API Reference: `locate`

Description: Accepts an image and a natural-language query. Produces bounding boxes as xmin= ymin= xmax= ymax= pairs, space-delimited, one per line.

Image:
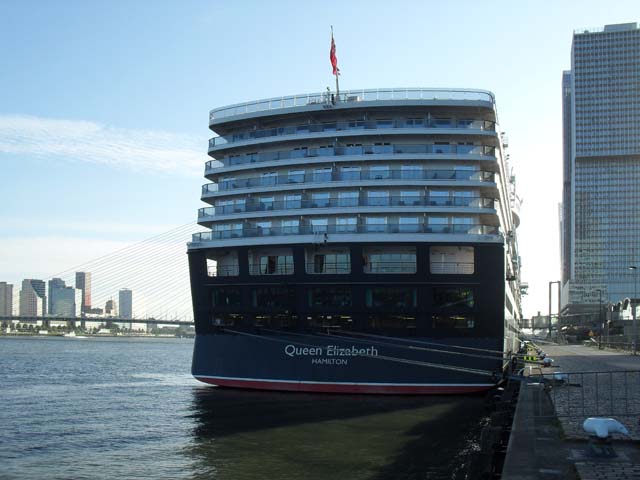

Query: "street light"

xmin=629 ymin=265 xmax=638 ymax=355
xmin=548 ymin=281 xmax=561 ymax=339
xmin=596 ymin=289 xmax=603 ymax=350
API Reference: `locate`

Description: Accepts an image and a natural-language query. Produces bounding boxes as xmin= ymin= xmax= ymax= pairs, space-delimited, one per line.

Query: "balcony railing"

xmin=249 ymin=263 xmax=295 ymax=276
xmin=305 ymin=262 xmax=351 ymax=274
xmin=207 ymin=265 xmax=240 ymax=277
xmin=364 ymin=262 xmax=417 ymax=274
xmin=208 ymin=118 xmax=496 ymax=148
xmin=191 ymin=224 xmax=499 ymax=242
xmin=429 ymin=262 xmax=475 ymax=274
xmin=204 ymin=261 xmax=476 ymax=276
xmin=202 ymin=170 xmax=496 ymax=195
xmin=198 ymin=196 xmax=496 ymax=218
xmin=209 ymin=88 xmax=495 ymax=121
xmin=206 ymin=144 xmax=496 ymax=169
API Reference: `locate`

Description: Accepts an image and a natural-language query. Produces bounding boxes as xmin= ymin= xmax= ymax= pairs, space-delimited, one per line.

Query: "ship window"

xmin=252 ymin=255 xmax=294 ymax=275
xmin=288 ymin=170 xmax=305 ymax=183
xmin=367 ymin=191 xmax=389 ymax=206
xmin=313 ymin=167 xmax=332 ymax=182
xmin=212 ymin=288 xmax=242 ymax=307
xmin=365 ymin=288 xmax=417 ymax=308
xmin=254 ymin=314 xmax=297 ymax=329
xmin=281 ymin=219 xmax=299 ymax=234
xmin=433 ymin=118 xmax=452 ymax=127
xmin=260 ymin=172 xmax=277 ymax=186
xmin=284 ymin=194 xmax=301 ymax=208
xmin=252 ymin=287 xmax=295 ymax=309
xmin=432 ymin=314 xmax=475 ymax=329
xmin=336 ymin=217 xmax=357 ymax=233
xmin=338 ymin=191 xmax=359 ymax=207
xmin=430 ymin=246 xmax=475 ymax=274
xmin=364 ymin=251 xmax=416 ymax=273
xmin=255 ymin=221 xmax=272 ymax=236
xmin=311 ymin=192 xmax=330 ymax=207
xmin=428 ymin=191 xmax=450 ymax=206
xmin=399 ymin=217 xmax=420 ymax=233
xmin=341 ymin=166 xmax=361 ymax=181
xmin=365 ymin=217 xmax=387 ymax=233
xmin=211 ymin=314 xmax=242 ymax=327
xmin=400 ymin=191 xmax=421 ymax=206
xmin=308 ymin=287 xmax=352 ymax=307
xmin=259 ymin=197 xmax=275 ymax=210
xmin=310 ymin=218 xmax=328 ymax=233
xmin=401 ymin=165 xmax=422 ymax=179
xmin=405 ymin=118 xmax=424 ymax=127
xmin=370 ymin=165 xmax=390 ymax=179
xmin=308 ymin=314 xmax=353 ymax=329
xmin=367 ymin=314 xmax=417 ymax=329
xmin=308 ymin=253 xmax=350 ymax=274
xmin=433 ymin=287 xmax=474 ymax=309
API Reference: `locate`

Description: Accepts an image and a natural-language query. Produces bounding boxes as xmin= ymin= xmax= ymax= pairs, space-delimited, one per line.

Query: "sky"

xmin=1 ymin=0 xmax=638 ymax=319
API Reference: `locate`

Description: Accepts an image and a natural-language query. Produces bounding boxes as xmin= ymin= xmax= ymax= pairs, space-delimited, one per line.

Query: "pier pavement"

xmin=502 ymin=344 xmax=640 ymax=480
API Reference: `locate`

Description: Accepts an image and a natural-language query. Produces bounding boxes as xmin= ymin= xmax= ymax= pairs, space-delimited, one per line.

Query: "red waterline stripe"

xmin=194 ymin=376 xmax=493 ymax=394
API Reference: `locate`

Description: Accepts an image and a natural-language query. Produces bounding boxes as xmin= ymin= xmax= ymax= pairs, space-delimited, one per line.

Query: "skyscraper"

xmin=0 ymin=282 xmax=13 ymax=316
xmin=75 ymin=272 xmax=92 ymax=314
xmin=561 ymin=23 xmax=640 ymax=319
xmin=48 ymin=278 xmax=77 ymax=317
xmin=19 ymin=279 xmax=46 ymax=317
xmin=119 ymin=289 xmax=132 ymax=319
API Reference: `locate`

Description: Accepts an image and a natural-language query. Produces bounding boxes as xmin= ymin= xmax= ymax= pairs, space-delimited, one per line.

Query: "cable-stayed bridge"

xmin=9 ymin=222 xmax=203 ymax=325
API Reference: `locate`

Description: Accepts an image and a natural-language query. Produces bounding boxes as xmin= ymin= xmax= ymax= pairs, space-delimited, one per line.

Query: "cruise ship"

xmin=188 ymin=88 xmax=523 ymax=394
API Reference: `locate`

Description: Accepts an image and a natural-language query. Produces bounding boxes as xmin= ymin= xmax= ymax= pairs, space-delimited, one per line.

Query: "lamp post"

xmin=548 ymin=280 xmax=561 ymax=339
xmin=629 ymin=266 xmax=638 ymax=355
xmin=596 ymin=289 xmax=603 ymax=349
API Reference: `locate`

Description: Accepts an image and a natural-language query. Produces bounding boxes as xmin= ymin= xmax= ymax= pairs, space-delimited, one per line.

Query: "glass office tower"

xmin=561 ymin=23 xmax=640 ymax=321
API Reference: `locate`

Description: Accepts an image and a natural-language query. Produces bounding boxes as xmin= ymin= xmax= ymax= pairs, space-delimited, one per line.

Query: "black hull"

xmin=191 ymin=332 xmax=503 ymax=394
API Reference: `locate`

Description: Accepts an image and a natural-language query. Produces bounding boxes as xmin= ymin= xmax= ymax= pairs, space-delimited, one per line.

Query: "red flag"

xmin=330 ymin=34 xmax=340 ymax=76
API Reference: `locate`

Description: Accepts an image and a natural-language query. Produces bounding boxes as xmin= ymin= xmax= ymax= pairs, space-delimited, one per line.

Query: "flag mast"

xmin=330 ymin=26 xmax=340 ymax=100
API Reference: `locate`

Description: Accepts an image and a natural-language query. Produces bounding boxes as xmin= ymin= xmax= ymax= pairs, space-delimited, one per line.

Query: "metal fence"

xmin=539 ymin=370 xmax=640 ymax=418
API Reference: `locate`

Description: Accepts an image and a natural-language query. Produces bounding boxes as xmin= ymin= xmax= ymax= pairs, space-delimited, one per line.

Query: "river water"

xmin=0 ymin=336 xmax=488 ymax=480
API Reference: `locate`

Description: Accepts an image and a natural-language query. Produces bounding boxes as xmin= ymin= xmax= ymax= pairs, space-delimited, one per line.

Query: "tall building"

xmin=119 ymin=289 xmax=132 ymax=319
xmin=75 ymin=272 xmax=92 ymax=314
xmin=0 ymin=282 xmax=13 ymax=316
xmin=105 ymin=299 xmax=117 ymax=317
xmin=48 ymin=278 xmax=77 ymax=317
xmin=19 ymin=279 xmax=46 ymax=317
xmin=561 ymin=23 xmax=640 ymax=321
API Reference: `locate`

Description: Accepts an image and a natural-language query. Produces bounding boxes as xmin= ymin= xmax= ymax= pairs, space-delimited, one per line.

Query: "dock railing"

xmin=534 ymin=370 xmax=640 ymax=419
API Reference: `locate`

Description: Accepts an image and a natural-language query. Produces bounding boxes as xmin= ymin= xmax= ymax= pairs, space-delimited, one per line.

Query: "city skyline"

xmin=1 ymin=1 xmax=639 ymax=318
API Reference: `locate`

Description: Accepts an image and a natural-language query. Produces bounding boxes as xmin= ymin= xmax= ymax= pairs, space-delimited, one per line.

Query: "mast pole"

xmin=331 ymin=25 xmax=340 ymax=100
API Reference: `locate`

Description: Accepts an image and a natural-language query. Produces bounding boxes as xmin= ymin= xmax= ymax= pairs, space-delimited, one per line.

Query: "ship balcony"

xmin=208 ymin=121 xmax=497 ymax=153
xmin=197 ymin=196 xmax=497 ymax=224
xmin=190 ymin=223 xmax=500 ymax=244
xmin=201 ymin=170 xmax=497 ymax=199
xmin=206 ymin=144 xmax=497 ymax=173
xmin=209 ymin=88 xmax=495 ymax=126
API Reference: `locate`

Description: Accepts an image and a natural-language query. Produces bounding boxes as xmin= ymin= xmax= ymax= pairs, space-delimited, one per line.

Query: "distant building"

xmin=19 ymin=279 xmax=46 ymax=317
xmin=561 ymin=23 xmax=640 ymax=323
xmin=0 ymin=282 xmax=13 ymax=316
xmin=48 ymin=278 xmax=76 ymax=317
xmin=119 ymin=289 xmax=132 ymax=319
xmin=105 ymin=299 xmax=117 ymax=317
xmin=75 ymin=272 xmax=92 ymax=314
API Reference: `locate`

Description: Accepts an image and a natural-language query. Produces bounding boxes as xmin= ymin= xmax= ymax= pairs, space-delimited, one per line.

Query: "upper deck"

xmin=209 ymin=88 xmax=496 ymax=129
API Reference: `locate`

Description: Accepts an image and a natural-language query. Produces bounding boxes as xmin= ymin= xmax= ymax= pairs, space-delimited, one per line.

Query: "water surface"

xmin=0 ymin=336 xmax=486 ymax=479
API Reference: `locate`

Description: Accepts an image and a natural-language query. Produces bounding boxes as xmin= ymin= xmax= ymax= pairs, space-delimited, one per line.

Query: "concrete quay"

xmin=502 ymin=344 xmax=640 ymax=480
